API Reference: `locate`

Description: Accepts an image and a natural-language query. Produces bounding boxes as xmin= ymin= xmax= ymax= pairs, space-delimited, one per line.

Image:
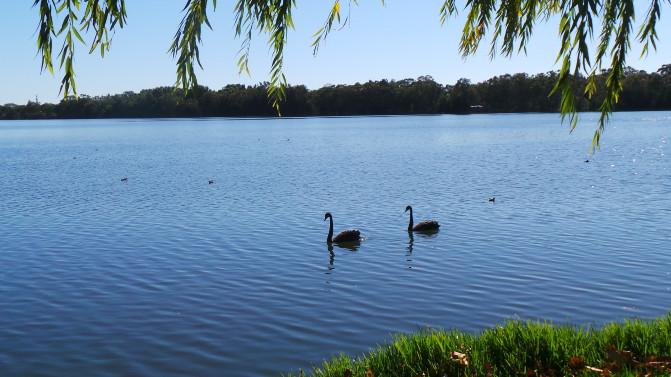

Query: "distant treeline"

xmin=2 ymin=65 xmax=670 ymax=120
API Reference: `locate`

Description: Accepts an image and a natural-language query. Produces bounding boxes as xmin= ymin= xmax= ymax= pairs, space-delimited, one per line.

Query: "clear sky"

xmin=1 ymin=1 xmax=669 ymax=104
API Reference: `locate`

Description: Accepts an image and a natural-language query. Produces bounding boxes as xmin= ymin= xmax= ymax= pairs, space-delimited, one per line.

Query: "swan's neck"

xmin=327 ymin=216 xmax=334 ymax=243
xmin=408 ymin=209 xmax=414 ymax=231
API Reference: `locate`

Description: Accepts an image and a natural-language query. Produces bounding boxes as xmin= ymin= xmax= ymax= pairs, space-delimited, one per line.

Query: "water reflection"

xmin=412 ymin=228 xmax=440 ymax=238
xmin=327 ymin=241 xmax=361 ymax=252
xmin=407 ymin=232 xmax=414 ymax=256
xmin=406 ymin=232 xmax=414 ymax=268
xmin=406 ymin=229 xmax=440 ymax=268
xmin=325 ymin=241 xmax=359 ymax=274
xmin=326 ymin=249 xmax=335 ymax=273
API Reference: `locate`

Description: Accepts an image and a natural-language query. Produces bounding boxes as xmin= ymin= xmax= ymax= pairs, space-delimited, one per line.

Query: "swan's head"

xmin=404 ymin=205 xmax=412 ymax=213
xmin=324 ymin=212 xmax=332 ymax=221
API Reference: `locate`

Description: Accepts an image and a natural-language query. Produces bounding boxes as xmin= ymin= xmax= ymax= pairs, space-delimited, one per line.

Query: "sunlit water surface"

xmin=0 ymin=113 xmax=670 ymax=376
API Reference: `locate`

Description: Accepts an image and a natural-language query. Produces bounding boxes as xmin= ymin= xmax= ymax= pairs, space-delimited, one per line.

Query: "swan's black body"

xmin=405 ymin=205 xmax=440 ymax=232
xmin=324 ymin=212 xmax=361 ymax=244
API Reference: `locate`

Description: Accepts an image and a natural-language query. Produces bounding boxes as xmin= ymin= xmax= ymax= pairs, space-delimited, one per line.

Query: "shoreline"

xmin=289 ymin=313 xmax=671 ymax=376
xmin=2 ymin=109 xmax=671 ymax=123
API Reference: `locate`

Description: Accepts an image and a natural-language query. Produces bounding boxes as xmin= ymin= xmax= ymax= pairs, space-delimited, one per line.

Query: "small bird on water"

xmin=208 ymin=180 xmax=215 ymax=185
xmin=121 ymin=177 xmax=128 ymax=182
xmin=488 ymin=197 xmax=495 ymax=203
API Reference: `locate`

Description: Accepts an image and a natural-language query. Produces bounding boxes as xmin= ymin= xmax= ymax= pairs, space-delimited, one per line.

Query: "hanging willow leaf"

xmin=169 ymin=0 xmax=216 ymax=91
xmin=33 ymin=0 xmax=127 ymax=97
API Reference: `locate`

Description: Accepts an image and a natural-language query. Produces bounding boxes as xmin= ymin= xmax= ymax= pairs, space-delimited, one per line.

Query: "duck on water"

xmin=405 ymin=205 xmax=440 ymax=232
xmin=324 ymin=212 xmax=361 ymax=244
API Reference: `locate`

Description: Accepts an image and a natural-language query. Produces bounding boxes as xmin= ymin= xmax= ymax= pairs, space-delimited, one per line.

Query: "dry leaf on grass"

xmin=568 ymin=356 xmax=586 ymax=371
xmin=585 ymin=366 xmax=603 ymax=373
xmin=450 ymin=351 xmax=469 ymax=366
xmin=606 ymin=347 xmax=637 ymax=367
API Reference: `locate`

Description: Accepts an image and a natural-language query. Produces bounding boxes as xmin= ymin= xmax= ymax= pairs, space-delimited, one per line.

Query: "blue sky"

xmin=0 ymin=0 xmax=669 ymax=104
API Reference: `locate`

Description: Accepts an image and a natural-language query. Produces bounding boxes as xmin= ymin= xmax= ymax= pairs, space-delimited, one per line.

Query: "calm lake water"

xmin=0 ymin=113 xmax=670 ymax=376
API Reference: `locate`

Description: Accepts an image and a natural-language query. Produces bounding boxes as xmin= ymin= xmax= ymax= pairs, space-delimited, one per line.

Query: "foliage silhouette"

xmin=3 ymin=68 xmax=670 ymax=120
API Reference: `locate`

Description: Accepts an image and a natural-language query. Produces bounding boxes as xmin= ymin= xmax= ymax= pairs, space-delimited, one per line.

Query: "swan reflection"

xmin=325 ymin=242 xmax=359 ymax=275
xmin=327 ymin=248 xmax=335 ymax=272
xmin=327 ymin=241 xmax=360 ymax=252
xmin=413 ymin=228 xmax=440 ymax=238
xmin=407 ymin=231 xmax=414 ymax=256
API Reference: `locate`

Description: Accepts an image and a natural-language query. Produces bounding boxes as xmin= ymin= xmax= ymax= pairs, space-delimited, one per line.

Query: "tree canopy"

xmin=4 ymin=68 xmax=670 ymax=120
xmin=31 ymin=0 xmax=669 ymax=150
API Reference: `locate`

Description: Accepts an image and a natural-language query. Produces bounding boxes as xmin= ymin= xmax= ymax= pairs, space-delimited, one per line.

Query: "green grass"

xmin=288 ymin=313 xmax=671 ymax=377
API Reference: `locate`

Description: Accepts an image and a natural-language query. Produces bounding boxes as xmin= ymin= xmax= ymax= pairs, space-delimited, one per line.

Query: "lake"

xmin=0 ymin=113 xmax=669 ymax=376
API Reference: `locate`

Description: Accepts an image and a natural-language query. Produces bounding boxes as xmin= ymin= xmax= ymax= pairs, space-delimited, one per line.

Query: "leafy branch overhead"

xmin=33 ymin=0 xmax=669 ymax=149
xmin=34 ymin=0 xmax=127 ymax=97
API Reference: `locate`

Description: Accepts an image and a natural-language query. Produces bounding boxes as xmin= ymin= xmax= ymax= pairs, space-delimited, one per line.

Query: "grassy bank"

xmin=290 ymin=313 xmax=671 ymax=377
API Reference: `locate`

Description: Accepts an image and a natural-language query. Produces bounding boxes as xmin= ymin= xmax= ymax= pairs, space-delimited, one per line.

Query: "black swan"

xmin=324 ymin=212 xmax=361 ymax=243
xmin=405 ymin=205 xmax=440 ymax=232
